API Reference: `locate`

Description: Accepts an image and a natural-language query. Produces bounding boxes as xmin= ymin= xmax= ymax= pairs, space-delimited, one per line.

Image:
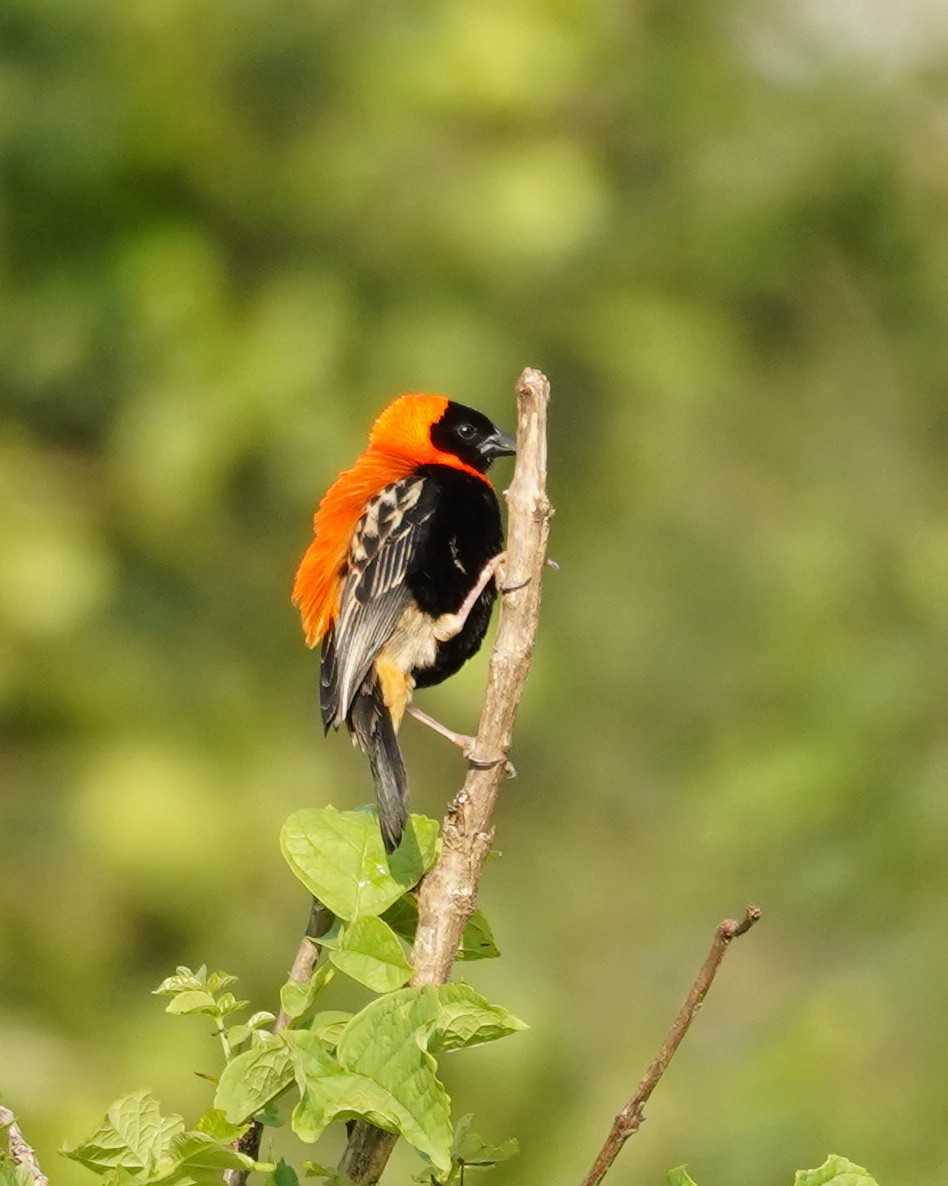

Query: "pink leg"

xmin=433 ymin=552 xmax=507 ymax=643
xmin=407 ymin=704 xmax=477 ymax=753
xmin=407 ymin=704 xmax=517 ymax=776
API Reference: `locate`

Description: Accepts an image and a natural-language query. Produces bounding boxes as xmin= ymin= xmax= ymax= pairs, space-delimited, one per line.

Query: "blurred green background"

xmin=3 ymin=0 xmax=948 ymax=1182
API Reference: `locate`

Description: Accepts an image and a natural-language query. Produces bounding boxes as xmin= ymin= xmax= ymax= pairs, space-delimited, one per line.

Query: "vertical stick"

xmin=338 ymin=368 xmax=553 ymax=1181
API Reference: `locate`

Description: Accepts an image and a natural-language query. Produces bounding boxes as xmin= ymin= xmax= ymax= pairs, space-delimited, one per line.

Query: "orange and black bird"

xmin=292 ymin=395 xmax=516 ymax=852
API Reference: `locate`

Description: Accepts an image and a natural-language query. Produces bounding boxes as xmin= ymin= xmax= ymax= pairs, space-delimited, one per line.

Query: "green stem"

xmin=215 ymin=1018 xmax=233 ymax=1061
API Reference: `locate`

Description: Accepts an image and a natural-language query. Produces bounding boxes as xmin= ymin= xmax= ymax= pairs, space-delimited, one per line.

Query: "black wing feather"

xmin=319 ymin=475 xmax=435 ymax=729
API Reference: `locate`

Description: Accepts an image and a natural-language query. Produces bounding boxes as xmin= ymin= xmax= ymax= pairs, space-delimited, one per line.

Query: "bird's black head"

xmin=429 ymin=401 xmax=516 ymax=474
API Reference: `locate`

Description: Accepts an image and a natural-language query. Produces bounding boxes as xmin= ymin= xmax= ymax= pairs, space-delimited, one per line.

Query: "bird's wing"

xmin=320 ymin=474 xmax=436 ymax=729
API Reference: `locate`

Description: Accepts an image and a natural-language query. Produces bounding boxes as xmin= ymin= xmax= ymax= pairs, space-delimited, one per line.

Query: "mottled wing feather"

xmin=320 ymin=475 xmax=434 ymax=729
xmin=319 ymin=589 xmax=406 ymax=730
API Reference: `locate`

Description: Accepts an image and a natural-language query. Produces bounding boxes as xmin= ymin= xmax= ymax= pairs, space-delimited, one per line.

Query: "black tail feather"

xmin=348 ymin=673 xmax=408 ymax=853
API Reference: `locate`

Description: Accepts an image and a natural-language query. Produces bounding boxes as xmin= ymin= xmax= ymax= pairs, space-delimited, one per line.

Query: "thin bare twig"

xmin=272 ymin=898 xmax=333 ymax=1033
xmin=1 ymin=1104 xmax=50 ymax=1186
xmin=224 ymin=898 xmax=332 ymax=1186
xmin=578 ymin=905 xmax=762 ymax=1186
xmin=338 ymin=367 xmax=554 ymax=1182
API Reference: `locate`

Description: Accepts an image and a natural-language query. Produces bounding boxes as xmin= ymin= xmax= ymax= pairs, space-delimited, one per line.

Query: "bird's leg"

xmin=433 ymin=551 xmax=508 ymax=643
xmin=406 ymin=704 xmax=477 ymax=754
xmin=417 ymin=551 xmax=520 ymax=774
xmin=406 ymin=705 xmax=517 ymax=775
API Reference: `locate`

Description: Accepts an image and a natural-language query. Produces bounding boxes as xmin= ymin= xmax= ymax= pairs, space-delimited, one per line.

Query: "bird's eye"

xmin=456 ymin=423 xmax=476 ymax=440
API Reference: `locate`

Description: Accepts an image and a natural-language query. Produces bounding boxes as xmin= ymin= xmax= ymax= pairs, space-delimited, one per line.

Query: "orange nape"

xmin=292 ymin=393 xmax=493 ymax=647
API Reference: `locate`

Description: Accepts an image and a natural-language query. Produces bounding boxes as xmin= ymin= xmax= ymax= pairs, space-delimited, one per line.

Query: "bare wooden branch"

xmin=1 ymin=1103 xmax=49 ymax=1186
xmin=338 ymin=367 xmax=553 ymax=1181
xmin=337 ymin=1126 xmax=397 ymax=1184
xmin=578 ymin=905 xmax=762 ymax=1186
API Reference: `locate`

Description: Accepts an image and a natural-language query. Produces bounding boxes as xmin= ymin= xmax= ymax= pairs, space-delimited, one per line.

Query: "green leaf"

xmin=281 ymin=808 xmax=439 ymax=921
xmin=226 ymin=1024 xmax=252 ymax=1048
xmin=452 ymin=1114 xmax=519 ymax=1167
xmin=337 ymin=989 xmax=451 ymax=1171
xmin=163 ymin=991 xmax=220 ymax=1017
xmin=154 ymin=967 xmax=208 ymax=996
xmin=153 ymin=967 xmax=240 ymax=1001
xmin=268 ymin=1160 xmax=301 ymax=1186
xmin=458 ymin=1138 xmax=519 ymax=1168
xmin=68 ymin=1122 xmax=274 ymax=1186
xmin=229 ymin=1010 xmax=278 ymax=1049
xmin=280 ymin=962 xmax=334 ymax=1021
xmin=457 ymin=909 xmax=500 ymax=961
xmin=382 ymin=898 xmax=500 ymax=961
xmin=668 ymin=1168 xmax=699 ymax=1186
xmin=287 ymin=1032 xmax=390 ymax=1137
xmin=303 ymin=1163 xmax=356 ymax=1185
xmin=97 ymin=1172 xmax=141 ymax=1186
xmin=288 ymin=1038 xmax=413 ymax=1162
xmin=215 ymin=992 xmax=250 ymax=1019
xmin=207 ymin=971 xmax=239 ymax=994
xmin=311 ymin=919 xmax=344 ymax=951
xmin=0 ymin=1161 xmax=32 ymax=1186
xmin=61 ymin=1104 xmax=273 ymax=1184
xmin=381 ymin=895 xmax=418 ymax=942
xmin=328 ymin=917 xmax=413 ymax=992
xmin=214 ymin=1041 xmax=295 ymax=1124
xmin=249 ymin=1011 xmax=278 ymax=1029
xmin=192 ymin=1111 xmax=245 ymax=1143
xmin=63 ymin=1091 xmax=185 ymax=1174
xmin=794 ymin=1156 xmax=879 ymax=1186
xmin=308 ymin=1011 xmax=354 ymax=1050
xmin=255 ymin=1101 xmax=284 ymax=1128
xmin=431 ymin=984 xmax=527 ymax=1053
xmin=163 ymin=1129 xmax=265 ymax=1176
xmin=287 ymin=988 xmax=452 ymax=1175
xmin=450 ymin=1114 xmax=474 ymax=1149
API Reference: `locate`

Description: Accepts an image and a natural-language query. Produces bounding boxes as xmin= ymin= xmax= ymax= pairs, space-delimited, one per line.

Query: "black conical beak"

xmin=477 ymin=427 xmax=517 ymax=463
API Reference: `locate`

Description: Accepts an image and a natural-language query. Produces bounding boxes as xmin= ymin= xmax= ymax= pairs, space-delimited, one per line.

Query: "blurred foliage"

xmin=2 ymin=0 xmax=948 ymax=1183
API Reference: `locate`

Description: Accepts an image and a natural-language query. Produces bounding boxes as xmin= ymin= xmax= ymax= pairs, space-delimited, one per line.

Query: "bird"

xmin=292 ymin=394 xmax=516 ymax=852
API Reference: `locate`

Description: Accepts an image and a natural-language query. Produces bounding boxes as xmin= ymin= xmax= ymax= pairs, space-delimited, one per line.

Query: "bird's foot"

xmin=467 ymin=748 xmax=518 ymax=778
xmin=493 ymin=550 xmax=535 ymax=595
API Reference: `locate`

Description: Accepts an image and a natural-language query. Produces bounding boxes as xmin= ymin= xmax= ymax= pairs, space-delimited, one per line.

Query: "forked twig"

xmin=578 ymin=906 xmax=762 ymax=1186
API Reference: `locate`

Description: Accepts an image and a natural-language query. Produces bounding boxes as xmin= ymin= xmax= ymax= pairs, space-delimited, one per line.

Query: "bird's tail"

xmin=348 ymin=672 xmax=408 ymax=854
